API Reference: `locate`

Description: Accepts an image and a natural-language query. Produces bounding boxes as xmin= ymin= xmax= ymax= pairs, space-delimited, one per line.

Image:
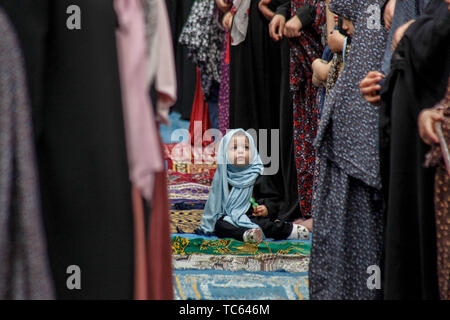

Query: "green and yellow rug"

xmin=171 ymin=236 xmax=311 ymax=256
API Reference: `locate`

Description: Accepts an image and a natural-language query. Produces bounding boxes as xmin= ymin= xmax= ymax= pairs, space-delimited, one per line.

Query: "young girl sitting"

xmin=195 ymin=129 xmax=310 ymax=243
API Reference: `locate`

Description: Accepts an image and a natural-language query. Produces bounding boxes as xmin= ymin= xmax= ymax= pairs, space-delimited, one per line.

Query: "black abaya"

xmin=277 ymin=37 xmax=303 ymax=222
xmin=380 ymin=0 xmax=450 ymax=299
xmin=1 ymin=0 xmax=135 ymax=299
xmin=229 ymin=0 xmax=282 ymax=133
xmin=229 ymin=0 xmax=301 ymax=222
xmin=273 ymin=0 xmax=303 ymax=222
xmin=166 ymin=0 xmax=196 ymax=120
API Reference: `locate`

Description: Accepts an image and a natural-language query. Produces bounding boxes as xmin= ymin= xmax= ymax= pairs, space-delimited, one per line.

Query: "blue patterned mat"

xmin=174 ymin=269 xmax=309 ymax=300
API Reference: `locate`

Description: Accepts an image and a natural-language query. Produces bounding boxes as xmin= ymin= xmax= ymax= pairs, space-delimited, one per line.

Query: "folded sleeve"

xmin=275 ymin=0 xmax=290 ymax=19
xmin=296 ymin=4 xmax=316 ymax=28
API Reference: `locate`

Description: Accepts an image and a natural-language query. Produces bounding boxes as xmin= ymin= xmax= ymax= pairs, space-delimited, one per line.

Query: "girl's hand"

xmin=418 ymin=108 xmax=444 ymax=145
xmin=222 ymin=11 xmax=233 ymax=31
xmin=253 ymin=205 xmax=268 ymax=217
xmin=258 ymin=0 xmax=275 ymax=21
xmin=216 ymin=0 xmax=231 ymax=13
xmin=269 ymin=14 xmax=286 ymax=41
xmin=283 ymin=15 xmax=302 ymax=38
xmin=328 ymin=29 xmax=346 ymax=53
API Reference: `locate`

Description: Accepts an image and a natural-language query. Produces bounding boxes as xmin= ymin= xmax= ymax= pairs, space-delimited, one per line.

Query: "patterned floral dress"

xmin=217 ymin=0 xmax=233 ymax=135
xmin=309 ymin=0 xmax=388 ymax=300
xmin=424 ymin=79 xmax=450 ymax=300
xmin=179 ymin=0 xmax=224 ymax=99
xmin=289 ymin=0 xmax=326 ymax=218
xmin=433 ymin=90 xmax=450 ymax=301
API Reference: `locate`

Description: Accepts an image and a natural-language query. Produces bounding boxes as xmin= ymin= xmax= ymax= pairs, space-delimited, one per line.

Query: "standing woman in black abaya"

xmin=228 ymin=0 xmax=285 ymax=135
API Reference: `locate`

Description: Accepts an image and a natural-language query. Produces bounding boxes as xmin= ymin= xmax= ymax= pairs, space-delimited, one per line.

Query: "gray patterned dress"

xmin=0 ymin=8 xmax=54 ymax=299
xmin=309 ymin=0 xmax=388 ymax=300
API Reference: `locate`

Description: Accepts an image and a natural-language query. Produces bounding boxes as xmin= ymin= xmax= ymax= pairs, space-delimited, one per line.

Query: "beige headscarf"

xmin=230 ymin=0 xmax=251 ymax=45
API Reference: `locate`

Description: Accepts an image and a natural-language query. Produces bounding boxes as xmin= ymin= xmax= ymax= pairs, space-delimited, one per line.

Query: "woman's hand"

xmin=258 ymin=0 xmax=275 ymax=21
xmin=269 ymin=14 xmax=286 ymax=41
xmin=359 ymin=71 xmax=385 ymax=105
xmin=392 ymin=19 xmax=415 ymax=51
xmin=253 ymin=205 xmax=269 ymax=217
xmin=216 ymin=0 xmax=231 ymax=13
xmin=222 ymin=11 xmax=233 ymax=31
xmin=283 ymin=15 xmax=302 ymax=38
xmin=384 ymin=0 xmax=396 ymax=30
xmin=418 ymin=108 xmax=444 ymax=145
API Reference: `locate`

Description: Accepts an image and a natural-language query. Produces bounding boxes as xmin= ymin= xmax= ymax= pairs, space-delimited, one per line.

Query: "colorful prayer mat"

xmin=171 ymin=236 xmax=311 ymax=256
xmin=168 ymin=183 xmax=210 ymax=201
xmin=171 ymin=162 xmax=217 ymax=176
xmin=168 ymin=175 xmax=209 ymax=233
xmin=170 ymin=210 xmax=204 ymax=234
xmin=164 ymin=143 xmax=217 ymax=170
xmin=173 ymin=253 xmax=309 ymax=273
xmin=173 ymin=270 xmax=309 ymax=300
xmin=170 ymin=200 xmax=206 ymax=210
xmin=167 ymin=168 xmax=215 ymax=186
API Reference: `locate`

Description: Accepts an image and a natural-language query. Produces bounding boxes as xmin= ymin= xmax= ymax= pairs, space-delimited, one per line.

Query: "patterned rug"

xmin=164 ymin=143 xmax=217 ymax=169
xmin=167 ymin=167 xmax=216 ymax=186
xmin=168 ymin=182 xmax=209 ymax=233
xmin=174 ymin=270 xmax=309 ymax=300
xmin=170 ymin=210 xmax=204 ymax=234
xmin=171 ymin=236 xmax=311 ymax=256
xmin=173 ymin=253 xmax=309 ymax=273
xmin=168 ymin=183 xmax=210 ymax=201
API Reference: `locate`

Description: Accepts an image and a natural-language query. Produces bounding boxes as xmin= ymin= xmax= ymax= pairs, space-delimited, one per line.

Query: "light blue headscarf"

xmin=196 ymin=129 xmax=264 ymax=236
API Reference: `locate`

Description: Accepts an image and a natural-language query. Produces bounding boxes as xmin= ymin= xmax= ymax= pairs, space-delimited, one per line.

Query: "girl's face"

xmin=227 ymin=134 xmax=251 ymax=167
xmin=341 ymin=18 xmax=354 ymax=37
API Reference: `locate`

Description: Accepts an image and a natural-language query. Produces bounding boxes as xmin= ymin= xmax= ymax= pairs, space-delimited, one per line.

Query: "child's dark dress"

xmin=214 ymin=175 xmax=293 ymax=241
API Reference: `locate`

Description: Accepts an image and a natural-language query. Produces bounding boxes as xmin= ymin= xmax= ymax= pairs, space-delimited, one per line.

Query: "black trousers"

xmin=215 ymin=216 xmax=293 ymax=241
